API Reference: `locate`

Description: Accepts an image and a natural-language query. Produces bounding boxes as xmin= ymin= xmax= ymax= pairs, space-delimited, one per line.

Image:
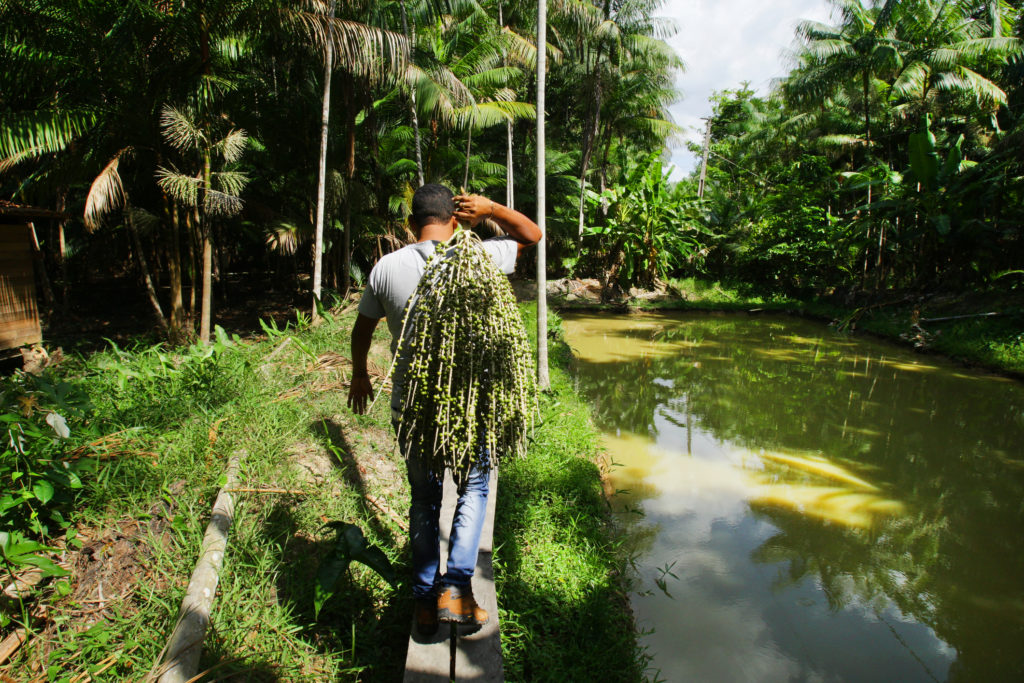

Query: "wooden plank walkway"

xmin=403 ymin=468 xmax=503 ymax=682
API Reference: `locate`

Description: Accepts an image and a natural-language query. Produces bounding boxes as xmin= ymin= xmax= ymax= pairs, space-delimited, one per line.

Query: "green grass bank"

xmin=0 ymin=304 xmax=643 ymax=681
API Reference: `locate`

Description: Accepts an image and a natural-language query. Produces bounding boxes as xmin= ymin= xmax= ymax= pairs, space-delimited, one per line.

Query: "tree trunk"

xmin=506 ymin=121 xmax=515 ymax=209
xmin=576 ymin=68 xmax=602 ymax=242
xmin=313 ymin=0 xmax=335 ymax=321
xmin=536 ymin=0 xmax=549 ymax=390
xmin=462 ymin=122 xmax=473 ymax=190
xmin=200 ymin=150 xmax=213 ymax=344
xmin=55 ymin=188 xmax=69 ymax=309
xmin=166 ymin=196 xmax=186 ymax=342
xmin=576 ymin=1 xmax=611 ymax=241
xmin=125 ymin=204 xmax=169 ymax=333
xmin=188 ymin=207 xmax=198 ymax=320
xmin=400 ymin=0 xmax=425 ymax=186
xmin=342 ymin=81 xmax=357 ymax=296
xmin=27 ymin=222 xmax=55 ymax=309
xmin=500 ymin=2 xmax=514 ymax=209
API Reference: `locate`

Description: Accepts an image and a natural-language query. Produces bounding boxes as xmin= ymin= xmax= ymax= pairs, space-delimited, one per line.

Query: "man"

xmin=348 ymin=183 xmax=541 ymax=636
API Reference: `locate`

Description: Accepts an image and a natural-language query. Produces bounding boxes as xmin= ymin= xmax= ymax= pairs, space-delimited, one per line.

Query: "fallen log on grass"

xmin=0 ymin=627 xmax=27 ymax=666
xmin=152 ymin=450 xmax=244 ymax=683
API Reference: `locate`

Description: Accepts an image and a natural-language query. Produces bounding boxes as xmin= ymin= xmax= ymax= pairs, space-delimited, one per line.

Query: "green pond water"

xmin=562 ymin=312 xmax=1024 ymax=683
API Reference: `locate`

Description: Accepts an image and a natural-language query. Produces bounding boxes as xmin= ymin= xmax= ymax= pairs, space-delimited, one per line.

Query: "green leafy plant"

xmin=585 ymin=153 xmax=705 ymax=289
xmin=91 ymin=325 xmax=246 ymax=426
xmin=314 ymin=522 xmax=396 ymax=618
xmin=0 ymin=373 xmax=94 ymax=538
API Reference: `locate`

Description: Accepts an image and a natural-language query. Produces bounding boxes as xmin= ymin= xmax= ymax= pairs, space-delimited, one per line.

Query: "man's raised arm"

xmin=453 ymin=194 xmax=542 ymax=254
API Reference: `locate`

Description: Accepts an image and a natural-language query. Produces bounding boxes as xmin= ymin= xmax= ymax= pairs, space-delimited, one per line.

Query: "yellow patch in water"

xmin=752 ymin=349 xmax=803 ymax=362
xmin=876 ymin=358 xmax=939 ymax=373
xmin=757 ymin=450 xmax=879 ymax=490
xmin=750 ymin=484 xmax=905 ymax=528
xmin=563 ymin=315 xmax=703 ymax=363
xmin=598 ymin=430 xmax=904 ymax=529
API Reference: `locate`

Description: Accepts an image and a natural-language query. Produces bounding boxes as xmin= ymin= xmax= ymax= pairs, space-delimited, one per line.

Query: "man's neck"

xmin=417 ymin=220 xmax=455 ymax=243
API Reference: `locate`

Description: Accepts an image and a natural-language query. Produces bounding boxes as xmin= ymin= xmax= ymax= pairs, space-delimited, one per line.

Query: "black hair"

xmin=411 ymin=183 xmax=454 ymax=228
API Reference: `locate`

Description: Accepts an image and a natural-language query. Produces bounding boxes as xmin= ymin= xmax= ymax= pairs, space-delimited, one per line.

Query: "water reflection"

xmin=564 ymin=312 xmax=1024 ymax=682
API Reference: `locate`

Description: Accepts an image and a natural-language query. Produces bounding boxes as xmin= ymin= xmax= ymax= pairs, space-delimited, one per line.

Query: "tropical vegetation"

xmin=693 ymin=0 xmax=1024 ymax=299
xmin=1 ymin=0 xmax=683 ymax=340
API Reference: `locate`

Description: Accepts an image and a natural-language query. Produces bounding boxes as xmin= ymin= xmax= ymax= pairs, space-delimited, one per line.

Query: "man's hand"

xmin=453 ymin=194 xmax=541 ymax=254
xmin=454 ymin=194 xmax=494 ymax=227
xmin=348 ymin=375 xmax=374 ymax=415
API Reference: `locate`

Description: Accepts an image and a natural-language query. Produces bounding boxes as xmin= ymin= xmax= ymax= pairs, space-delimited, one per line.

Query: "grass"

xmin=2 ymin=302 xmax=644 ymax=681
xmin=495 ymin=306 xmax=646 ymax=681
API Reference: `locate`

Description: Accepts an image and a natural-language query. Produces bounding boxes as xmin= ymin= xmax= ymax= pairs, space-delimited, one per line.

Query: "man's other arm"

xmin=348 ymin=313 xmax=380 ymax=415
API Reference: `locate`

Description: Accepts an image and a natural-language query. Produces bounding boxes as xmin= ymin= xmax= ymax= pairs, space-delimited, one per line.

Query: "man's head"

xmin=410 ymin=184 xmax=455 ymax=234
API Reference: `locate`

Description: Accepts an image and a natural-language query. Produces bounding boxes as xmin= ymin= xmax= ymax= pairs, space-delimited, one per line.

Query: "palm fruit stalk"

xmin=388 ymin=228 xmax=537 ymax=484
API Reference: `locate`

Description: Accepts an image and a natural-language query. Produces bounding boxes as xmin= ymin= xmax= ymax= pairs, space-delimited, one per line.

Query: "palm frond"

xmin=156 ymin=167 xmax=201 ymax=207
xmin=0 ymin=110 xmax=96 ymax=158
xmin=84 ymin=152 xmax=127 ymax=232
xmin=816 ymin=134 xmax=867 ymax=148
xmin=891 ymin=61 xmax=930 ymax=99
xmin=0 ymin=146 xmax=43 ymax=174
xmin=462 ymin=66 xmax=521 ymax=90
xmin=216 ymin=129 xmax=249 ymax=163
xmin=204 ymin=188 xmax=244 ymax=217
xmin=160 ymin=105 xmax=206 ymax=152
xmin=213 ymin=170 xmax=249 ymax=197
xmin=934 ymin=66 xmax=1007 ymax=105
xmin=265 ymin=221 xmax=306 ymax=256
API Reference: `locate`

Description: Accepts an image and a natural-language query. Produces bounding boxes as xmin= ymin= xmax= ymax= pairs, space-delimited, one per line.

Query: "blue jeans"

xmin=406 ymin=451 xmax=490 ymax=600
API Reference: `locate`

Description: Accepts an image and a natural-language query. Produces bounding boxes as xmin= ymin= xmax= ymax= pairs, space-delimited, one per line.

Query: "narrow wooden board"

xmin=404 ymin=468 xmax=504 ymax=682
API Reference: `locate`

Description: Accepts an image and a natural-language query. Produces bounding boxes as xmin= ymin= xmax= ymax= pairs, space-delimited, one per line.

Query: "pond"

xmin=562 ymin=312 xmax=1024 ymax=682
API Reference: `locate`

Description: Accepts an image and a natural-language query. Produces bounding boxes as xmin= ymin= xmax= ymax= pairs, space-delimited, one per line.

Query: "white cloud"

xmin=657 ymin=0 xmax=835 ymax=179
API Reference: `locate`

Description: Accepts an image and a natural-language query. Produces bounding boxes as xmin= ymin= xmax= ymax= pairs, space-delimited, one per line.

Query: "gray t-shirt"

xmin=357 ymin=236 xmax=518 ymax=412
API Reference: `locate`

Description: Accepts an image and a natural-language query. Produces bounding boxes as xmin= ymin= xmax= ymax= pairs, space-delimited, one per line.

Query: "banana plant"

xmin=906 ymin=113 xmax=975 ymax=236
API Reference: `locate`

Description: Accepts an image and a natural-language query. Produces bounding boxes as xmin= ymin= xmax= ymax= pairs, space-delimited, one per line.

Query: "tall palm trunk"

xmin=55 ymin=188 xmax=69 ymax=308
xmin=168 ymin=199 xmax=186 ymax=341
xmin=576 ymin=46 xmax=605 ymax=241
xmin=506 ymin=120 xmax=515 ymax=209
xmin=200 ymin=149 xmax=213 ymax=344
xmin=313 ymin=0 xmax=335 ymax=320
xmin=499 ymin=2 xmax=513 ymax=208
xmin=462 ymin=122 xmax=473 ymax=189
xmin=400 ymin=0 xmax=425 ymax=185
xmin=536 ymin=0 xmax=549 ymax=390
xmin=161 ymin=186 xmax=186 ymax=342
xmin=342 ymin=79 xmax=357 ymax=296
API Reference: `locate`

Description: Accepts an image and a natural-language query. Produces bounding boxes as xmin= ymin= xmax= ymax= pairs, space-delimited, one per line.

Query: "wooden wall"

xmin=0 ymin=223 xmax=42 ymax=351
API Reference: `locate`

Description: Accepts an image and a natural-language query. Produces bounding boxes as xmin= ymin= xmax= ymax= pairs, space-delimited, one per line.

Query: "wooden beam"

xmin=154 ymin=451 xmax=244 ymax=683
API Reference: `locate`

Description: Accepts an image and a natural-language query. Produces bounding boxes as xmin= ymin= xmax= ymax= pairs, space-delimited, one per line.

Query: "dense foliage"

xmin=1 ymin=0 xmax=682 ymax=338
xmin=694 ymin=0 xmax=1024 ymax=297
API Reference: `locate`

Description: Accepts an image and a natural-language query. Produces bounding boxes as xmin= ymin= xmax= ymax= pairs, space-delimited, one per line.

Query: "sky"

xmin=657 ymin=0 xmax=835 ymax=180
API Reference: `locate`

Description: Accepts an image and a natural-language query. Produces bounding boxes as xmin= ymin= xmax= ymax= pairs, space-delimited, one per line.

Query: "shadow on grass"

xmin=311 ymin=416 xmax=400 ymax=549
xmin=196 ymin=497 xmax=412 ymax=681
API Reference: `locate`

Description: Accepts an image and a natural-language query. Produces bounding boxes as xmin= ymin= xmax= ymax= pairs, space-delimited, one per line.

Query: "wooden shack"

xmin=0 ymin=201 xmax=62 ymax=354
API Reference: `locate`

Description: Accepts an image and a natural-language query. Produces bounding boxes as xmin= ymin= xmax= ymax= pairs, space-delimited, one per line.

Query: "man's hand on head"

xmin=453 ymin=194 xmax=494 ymax=227
xmin=347 ymin=375 xmax=374 ymax=415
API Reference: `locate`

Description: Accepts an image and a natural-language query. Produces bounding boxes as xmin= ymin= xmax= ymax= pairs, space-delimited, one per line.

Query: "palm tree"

xmin=157 ymin=104 xmax=249 ymax=344
xmin=536 ymin=0 xmax=549 ymax=390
